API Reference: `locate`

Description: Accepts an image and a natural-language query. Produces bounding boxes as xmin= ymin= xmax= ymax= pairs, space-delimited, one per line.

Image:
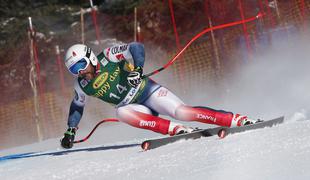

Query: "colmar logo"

xmin=111 ymin=45 xmax=128 ymax=54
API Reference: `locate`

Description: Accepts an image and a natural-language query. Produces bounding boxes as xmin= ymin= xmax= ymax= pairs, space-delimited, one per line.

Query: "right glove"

xmin=60 ymin=127 xmax=76 ymax=149
xmin=127 ymin=67 xmax=143 ymax=88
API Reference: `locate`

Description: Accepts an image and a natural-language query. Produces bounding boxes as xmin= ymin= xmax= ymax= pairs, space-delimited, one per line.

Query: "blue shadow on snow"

xmin=0 ymin=143 xmax=140 ymax=162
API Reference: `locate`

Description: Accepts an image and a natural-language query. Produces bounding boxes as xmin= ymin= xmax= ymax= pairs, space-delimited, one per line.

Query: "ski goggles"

xmin=68 ymin=58 xmax=90 ymax=76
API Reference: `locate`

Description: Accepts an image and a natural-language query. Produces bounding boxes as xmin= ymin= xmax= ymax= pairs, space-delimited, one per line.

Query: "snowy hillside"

xmin=0 ymin=111 xmax=309 ymax=180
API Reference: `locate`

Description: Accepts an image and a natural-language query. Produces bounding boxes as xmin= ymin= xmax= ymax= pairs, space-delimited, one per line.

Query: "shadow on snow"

xmin=0 ymin=143 xmax=140 ymax=162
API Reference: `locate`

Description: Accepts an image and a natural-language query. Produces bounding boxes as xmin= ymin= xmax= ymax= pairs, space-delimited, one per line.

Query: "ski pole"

xmin=74 ymin=118 xmax=119 ymax=143
xmin=142 ymin=12 xmax=264 ymax=78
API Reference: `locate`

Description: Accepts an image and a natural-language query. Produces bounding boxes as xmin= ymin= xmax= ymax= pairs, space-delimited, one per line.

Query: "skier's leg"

xmin=175 ymin=105 xmax=235 ymax=127
xmin=143 ymin=87 xmax=186 ymax=118
xmin=175 ymin=105 xmax=258 ymax=127
xmin=144 ymin=87 xmax=252 ymax=127
xmin=116 ymin=104 xmax=191 ymax=135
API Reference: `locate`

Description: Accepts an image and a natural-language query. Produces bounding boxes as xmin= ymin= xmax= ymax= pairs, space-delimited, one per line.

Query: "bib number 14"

xmin=109 ymin=84 xmax=127 ymax=100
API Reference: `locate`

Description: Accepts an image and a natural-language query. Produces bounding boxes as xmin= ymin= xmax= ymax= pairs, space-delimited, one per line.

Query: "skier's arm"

xmin=127 ymin=42 xmax=145 ymax=87
xmin=67 ymin=97 xmax=84 ymax=128
xmin=128 ymin=42 xmax=145 ymax=68
xmin=67 ymin=80 xmax=87 ymax=128
xmin=61 ymin=80 xmax=87 ymax=149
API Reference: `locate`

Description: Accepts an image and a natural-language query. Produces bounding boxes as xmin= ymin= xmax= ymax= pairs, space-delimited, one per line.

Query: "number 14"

xmin=109 ymin=84 xmax=127 ymax=99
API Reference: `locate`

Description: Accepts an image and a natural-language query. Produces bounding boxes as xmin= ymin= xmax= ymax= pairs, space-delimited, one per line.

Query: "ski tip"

xmin=141 ymin=141 xmax=150 ymax=151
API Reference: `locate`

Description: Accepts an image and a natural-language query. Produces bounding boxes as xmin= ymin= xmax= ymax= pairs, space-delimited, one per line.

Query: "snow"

xmin=0 ymin=113 xmax=310 ymax=180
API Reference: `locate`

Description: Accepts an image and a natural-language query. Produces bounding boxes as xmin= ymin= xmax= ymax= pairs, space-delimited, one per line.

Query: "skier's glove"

xmin=127 ymin=67 xmax=143 ymax=88
xmin=60 ymin=127 xmax=76 ymax=149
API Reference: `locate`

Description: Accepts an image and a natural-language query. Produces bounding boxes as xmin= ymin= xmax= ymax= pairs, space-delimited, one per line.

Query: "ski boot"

xmin=169 ymin=122 xmax=194 ymax=136
xmin=242 ymin=117 xmax=264 ymax=126
xmin=233 ymin=114 xmax=264 ymax=126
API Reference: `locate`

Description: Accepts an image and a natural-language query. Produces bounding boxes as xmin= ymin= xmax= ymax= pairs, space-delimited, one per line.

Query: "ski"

xmin=141 ymin=116 xmax=284 ymax=151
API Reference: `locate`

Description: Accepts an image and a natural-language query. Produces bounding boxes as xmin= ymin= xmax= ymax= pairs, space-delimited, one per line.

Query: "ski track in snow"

xmin=0 ymin=113 xmax=310 ymax=180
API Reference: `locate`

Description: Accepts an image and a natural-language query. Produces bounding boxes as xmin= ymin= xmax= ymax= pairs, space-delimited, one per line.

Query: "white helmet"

xmin=64 ymin=44 xmax=98 ymax=76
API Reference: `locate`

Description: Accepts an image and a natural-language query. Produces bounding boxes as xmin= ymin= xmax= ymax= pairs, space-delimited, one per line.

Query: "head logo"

xmin=93 ymin=72 xmax=109 ymax=89
xmin=72 ymin=51 xmax=76 ymax=56
xmin=139 ymin=120 xmax=156 ymax=128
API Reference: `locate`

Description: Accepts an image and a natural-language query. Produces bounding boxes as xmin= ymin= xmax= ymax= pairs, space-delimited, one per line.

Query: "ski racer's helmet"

xmin=64 ymin=44 xmax=98 ymax=76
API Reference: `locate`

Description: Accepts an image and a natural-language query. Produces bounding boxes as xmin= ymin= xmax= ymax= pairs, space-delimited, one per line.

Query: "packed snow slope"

xmin=0 ymin=112 xmax=309 ymax=180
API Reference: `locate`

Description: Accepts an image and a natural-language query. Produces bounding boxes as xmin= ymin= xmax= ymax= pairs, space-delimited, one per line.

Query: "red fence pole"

xmin=237 ymin=0 xmax=252 ymax=59
xmin=28 ymin=17 xmax=48 ymax=139
xmin=264 ymin=0 xmax=276 ymax=28
xmin=55 ymin=45 xmax=66 ymax=96
xmin=299 ymin=0 xmax=307 ymax=31
xmin=168 ymin=0 xmax=181 ymax=50
xmin=258 ymin=0 xmax=264 ymax=14
xmin=90 ymin=0 xmax=101 ymax=45
xmin=204 ymin=0 xmax=221 ymax=78
xmin=32 ymin=38 xmax=44 ymax=96
xmin=28 ymin=17 xmax=43 ymax=141
xmin=167 ymin=0 xmax=186 ymax=92
xmin=32 ymin=31 xmax=49 ymax=135
xmin=137 ymin=22 xmax=142 ymax=42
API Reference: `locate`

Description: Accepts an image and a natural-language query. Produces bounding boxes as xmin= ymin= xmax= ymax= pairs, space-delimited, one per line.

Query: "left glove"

xmin=60 ymin=127 xmax=76 ymax=149
xmin=127 ymin=67 xmax=143 ymax=88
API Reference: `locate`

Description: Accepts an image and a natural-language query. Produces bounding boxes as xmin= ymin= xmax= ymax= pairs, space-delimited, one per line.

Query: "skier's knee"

xmin=116 ymin=105 xmax=153 ymax=123
xmin=175 ymin=105 xmax=191 ymax=121
xmin=116 ymin=106 xmax=130 ymax=122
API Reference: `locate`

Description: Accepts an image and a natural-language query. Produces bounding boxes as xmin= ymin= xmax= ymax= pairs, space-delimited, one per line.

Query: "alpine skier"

xmin=60 ymin=42 xmax=259 ymax=149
